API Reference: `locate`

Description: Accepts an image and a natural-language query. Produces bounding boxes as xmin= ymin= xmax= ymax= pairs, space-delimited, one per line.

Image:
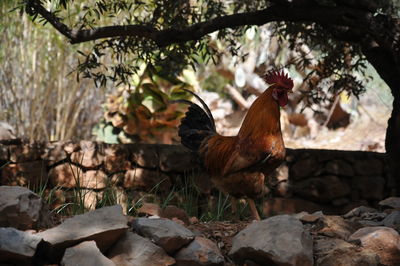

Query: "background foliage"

xmin=0 ymin=0 xmax=395 ymax=143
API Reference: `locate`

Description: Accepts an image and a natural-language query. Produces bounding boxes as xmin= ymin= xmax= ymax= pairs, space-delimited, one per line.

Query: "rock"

xmin=0 ymin=186 xmax=50 ymax=230
xmin=229 ymin=215 xmax=313 ymax=266
xmin=42 ymin=141 xmax=68 ymax=163
xmin=343 ymin=206 xmax=379 ymax=219
xmin=314 ymin=237 xmax=354 ymax=258
xmin=382 ymin=211 xmax=400 ymax=229
xmin=295 ymin=211 xmax=323 ymax=223
xmin=318 ymin=246 xmax=379 ymax=266
xmin=379 ymin=197 xmax=400 ymax=209
xmin=129 ymin=144 xmax=160 ymax=169
xmin=293 ymin=175 xmax=351 ymax=202
xmin=158 ymin=145 xmax=197 ymax=172
xmin=175 ymin=236 xmax=224 ymax=266
xmin=107 ymin=232 xmax=175 ymax=266
xmin=9 ymin=142 xmax=44 ymax=162
xmin=137 ymin=203 xmax=162 ymax=217
xmin=161 ymin=205 xmax=190 ymax=225
xmin=81 ymin=189 xmax=102 ymax=210
xmin=61 ymin=241 xmax=115 ymax=266
xmin=124 ymin=168 xmax=171 ymax=192
xmin=70 ymin=140 xmax=103 ymax=168
xmin=133 ymin=218 xmax=194 ymax=254
xmin=1 ymin=161 xmax=47 ymax=187
xmin=49 ymin=164 xmax=107 ymax=189
xmin=354 ymin=158 xmax=383 ymax=176
xmin=317 ymin=215 xmax=361 ymax=240
xmin=352 ymin=176 xmax=385 ymax=200
xmin=263 ymin=197 xmax=322 ymax=216
xmin=325 ymin=159 xmax=354 ymax=177
xmin=81 ymin=170 xmax=108 ymax=189
xmin=103 ymin=144 xmax=131 ymax=173
xmin=0 ymin=122 xmax=16 ymax=140
xmin=37 ymin=205 xmax=128 ymax=263
xmin=0 ymin=227 xmax=46 ymax=265
xmin=291 ymin=157 xmax=318 ymax=180
xmin=349 ymin=226 xmax=400 ymax=265
xmin=270 ymin=164 xmax=290 ymax=197
xmin=332 ymin=197 xmax=350 ymax=207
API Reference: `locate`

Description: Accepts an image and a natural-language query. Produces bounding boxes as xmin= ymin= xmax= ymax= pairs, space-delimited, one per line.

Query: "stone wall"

xmin=0 ymin=140 xmax=393 ymax=215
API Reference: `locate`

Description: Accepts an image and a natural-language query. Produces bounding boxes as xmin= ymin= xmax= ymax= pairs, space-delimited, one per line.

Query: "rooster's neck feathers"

xmin=238 ymin=87 xmax=281 ymax=138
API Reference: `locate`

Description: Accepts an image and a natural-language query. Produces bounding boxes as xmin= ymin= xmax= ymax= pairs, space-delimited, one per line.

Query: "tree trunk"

xmin=386 ymin=97 xmax=400 ymax=194
xmin=361 ymin=40 xmax=400 ymax=194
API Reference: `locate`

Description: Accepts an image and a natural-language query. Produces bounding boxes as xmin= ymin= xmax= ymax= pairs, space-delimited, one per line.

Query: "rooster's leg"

xmin=247 ymin=198 xmax=261 ymax=221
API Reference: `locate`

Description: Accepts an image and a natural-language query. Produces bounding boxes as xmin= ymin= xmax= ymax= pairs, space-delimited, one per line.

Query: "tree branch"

xmin=29 ymin=0 xmax=372 ymax=47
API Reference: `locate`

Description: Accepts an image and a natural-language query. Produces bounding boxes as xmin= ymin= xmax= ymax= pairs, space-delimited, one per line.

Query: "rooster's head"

xmin=263 ymin=69 xmax=293 ymax=107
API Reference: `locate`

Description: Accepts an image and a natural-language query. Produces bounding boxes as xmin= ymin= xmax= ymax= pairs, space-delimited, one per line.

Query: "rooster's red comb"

xmin=263 ymin=69 xmax=294 ymax=89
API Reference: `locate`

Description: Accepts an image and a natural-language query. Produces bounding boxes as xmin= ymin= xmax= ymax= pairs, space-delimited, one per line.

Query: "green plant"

xmin=94 ymin=65 xmax=194 ymax=144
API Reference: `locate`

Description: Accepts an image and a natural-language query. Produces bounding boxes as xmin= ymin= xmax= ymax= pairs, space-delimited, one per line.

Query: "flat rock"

xmin=317 ymin=215 xmax=360 ymax=240
xmin=175 ymin=236 xmax=224 ymax=266
xmin=382 ymin=211 xmax=400 ymax=229
xmin=318 ymin=246 xmax=379 ymax=266
xmin=349 ymin=226 xmax=400 ymax=265
xmin=0 ymin=227 xmax=46 ymax=264
xmin=229 ymin=215 xmax=313 ymax=266
xmin=379 ymin=197 xmax=400 ymax=209
xmin=343 ymin=206 xmax=379 ymax=219
xmin=295 ymin=211 xmax=323 ymax=223
xmin=61 ymin=241 xmax=115 ymax=266
xmin=314 ymin=237 xmax=354 ymax=258
xmin=107 ymin=232 xmax=175 ymax=266
xmin=133 ymin=218 xmax=194 ymax=254
xmin=37 ymin=205 xmax=128 ymax=263
xmin=0 ymin=186 xmax=50 ymax=230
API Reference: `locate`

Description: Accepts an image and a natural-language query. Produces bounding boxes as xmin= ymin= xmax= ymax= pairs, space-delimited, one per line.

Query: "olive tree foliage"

xmin=17 ymin=1 xmax=398 ymax=103
xmin=18 ymin=0 xmax=400 ymax=187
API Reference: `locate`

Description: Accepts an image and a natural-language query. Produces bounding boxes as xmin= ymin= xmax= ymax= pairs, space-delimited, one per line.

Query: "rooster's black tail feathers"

xmin=175 ymin=89 xmax=216 ymax=151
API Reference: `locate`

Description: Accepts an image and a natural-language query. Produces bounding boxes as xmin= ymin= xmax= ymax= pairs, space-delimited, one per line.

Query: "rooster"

xmin=178 ymin=70 xmax=293 ymax=220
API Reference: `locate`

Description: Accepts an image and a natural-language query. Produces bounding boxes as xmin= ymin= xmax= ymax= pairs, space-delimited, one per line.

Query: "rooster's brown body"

xmin=178 ymin=70 xmax=293 ymax=220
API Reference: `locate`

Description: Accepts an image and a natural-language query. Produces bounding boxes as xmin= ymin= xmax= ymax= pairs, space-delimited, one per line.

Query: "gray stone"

xmin=354 ymin=158 xmax=383 ymax=176
xmin=314 ymin=237 xmax=354 ymax=258
xmin=107 ymin=232 xmax=175 ymax=266
xmin=325 ymin=160 xmax=354 ymax=177
xmin=343 ymin=206 xmax=379 ymax=218
xmin=158 ymin=145 xmax=197 ymax=172
xmin=37 ymin=205 xmax=128 ymax=263
xmin=318 ymin=247 xmax=379 ymax=266
xmin=175 ymin=236 xmax=224 ymax=266
xmin=229 ymin=215 xmax=313 ymax=266
xmin=291 ymin=158 xmax=317 ymax=180
xmin=0 ymin=227 xmax=45 ymax=264
xmin=293 ymin=175 xmax=351 ymax=202
xmin=133 ymin=218 xmax=194 ymax=254
xmin=0 ymin=186 xmax=50 ymax=230
xmin=295 ymin=211 xmax=323 ymax=223
xmin=382 ymin=211 xmax=400 ymax=229
xmin=353 ymin=176 xmax=385 ymax=200
xmin=317 ymin=215 xmax=360 ymax=240
xmin=349 ymin=226 xmax=400 ymax=265
xmin=379 ymin=197 xmax=400 ymax=209
xmin=61 ymin=241 xmax=115 ymax=266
